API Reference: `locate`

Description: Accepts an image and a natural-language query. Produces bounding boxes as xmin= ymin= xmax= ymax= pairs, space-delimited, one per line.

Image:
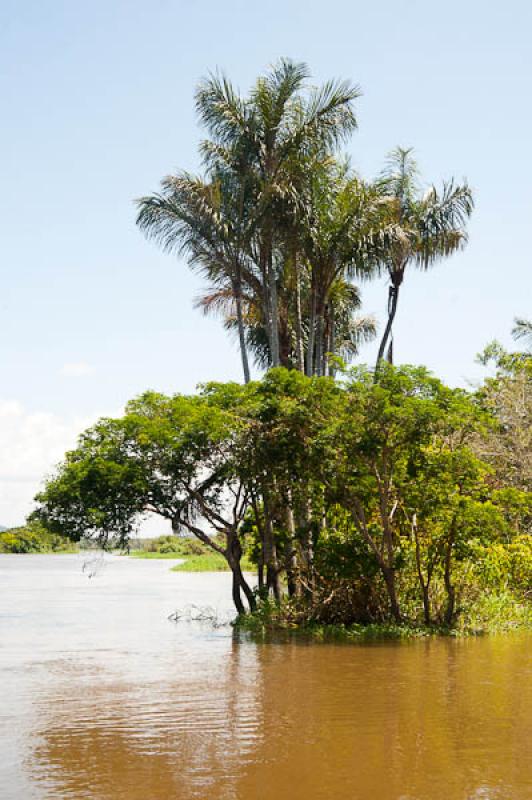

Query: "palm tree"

xmin=324 ymin=280 xmax=377 ymax=375
xmin=194 ymin=60 xmax=361 ymax=367
xmin=374 ymin=147 xmax=474 ymax=369
xmin=512 ymin=317 xmax=532 ymax=351
xmin=296 ymin=159 xmax=385 ymax=375
xmin=196 ymin=268 xmax=377 ymax=375
xmin=137 ymin=167 xmax=259 ymax=383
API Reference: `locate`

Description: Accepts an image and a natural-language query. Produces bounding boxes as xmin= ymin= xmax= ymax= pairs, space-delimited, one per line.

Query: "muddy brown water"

xmin=0 ymin=554 xmax=530 ymax=800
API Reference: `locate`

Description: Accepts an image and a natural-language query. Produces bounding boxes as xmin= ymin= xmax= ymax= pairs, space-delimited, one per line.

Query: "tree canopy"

xmin=35 ymin=361 xmax=531 ymax=626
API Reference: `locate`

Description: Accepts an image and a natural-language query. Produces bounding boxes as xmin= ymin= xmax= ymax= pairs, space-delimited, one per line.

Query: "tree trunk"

xmin=315 ymin=308 xmax=324 ymax=377
xmin=235 ymin=563 xmax=256 ymax=612
xmin=421 ymin=585 xmax=431 ymax=626
xmin=306 ymin=287 xmax=317 ymax=376
xmin=251 ymin=496 xmax=266 ymax=595
xmin=267 ymin=252 xmax=280 ymax=368
xmin=413 ymin=519 xmax=432 ymax=624
xmin=284 ymin=498 xmax=299 ymax=597
xmin=234 ymin=281 xmax=250 ymax=384
xmin=295 ymin=264 xmax=305 ymax=373
xmin=383 ymin=566 xmax=401 ymax=623
xmin=231 ymin=572 xmax=245 ymax=614
xmin=329 ymin=306 xmax=336 ymax=378
xmin=376 ymin=282 xmax=400 ymax=370
xmin=443 ymin=535 xmax=456 ymax=626
xmin=299 ymin=491 xmax=314 ymax=598
xmin=227 ymin=532 xmax=256 ymax=613
xmin=262 ymin=488 xmax=281 ymax=601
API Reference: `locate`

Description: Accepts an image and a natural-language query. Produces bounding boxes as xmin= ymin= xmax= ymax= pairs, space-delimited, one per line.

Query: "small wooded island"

xmin=10 ymin=61 xmax=530 ymax=638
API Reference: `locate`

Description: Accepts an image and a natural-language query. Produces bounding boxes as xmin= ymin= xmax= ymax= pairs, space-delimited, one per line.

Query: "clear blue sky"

xmin=1 ymin=0 xmax=531 ymax=524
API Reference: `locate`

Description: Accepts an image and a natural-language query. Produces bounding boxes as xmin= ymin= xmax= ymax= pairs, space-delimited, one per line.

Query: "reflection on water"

xmin=0 ymin=554 xmax=530 ymax=800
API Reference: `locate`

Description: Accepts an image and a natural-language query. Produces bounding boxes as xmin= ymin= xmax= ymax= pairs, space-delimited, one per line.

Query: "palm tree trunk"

xmin=376 ymin=283 xmax=400 ymax=370
xmin=233 ymin=280 xmax=250 ymax=384
xmin=268 ymin=265 xmax=280 ymax=367
xmin=306 ymin=287 xmax=317 ymax=376
xmin=295 ymin=263 xmax=305 ymax=373
xmin=328 ymin=306 xmax=336 ymax=377
xmin=315 ymin=309 xmax=324 ymax=377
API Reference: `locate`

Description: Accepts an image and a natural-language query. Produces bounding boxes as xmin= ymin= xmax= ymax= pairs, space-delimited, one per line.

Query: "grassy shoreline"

xmin=130 ymin=549 xmax=254 ymax=572
xmin=170 ymin=553 xmax=254 ymax=572
xmin=129 ymin=550 xmax=185 ymax=559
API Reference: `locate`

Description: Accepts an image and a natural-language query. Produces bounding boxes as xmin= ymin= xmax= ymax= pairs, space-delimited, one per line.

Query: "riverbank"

xmin=129 ymin=536 xmax=254 ymax=572
xmin=131 ymin=550 xmax=228 ymax=570
xmin=131 ymin=551 xmax=254 ymax=572
xmin=171 ymin=553 xmax=254 ymax=572
xmin=235 ymin=592 xmax=532 ymax=641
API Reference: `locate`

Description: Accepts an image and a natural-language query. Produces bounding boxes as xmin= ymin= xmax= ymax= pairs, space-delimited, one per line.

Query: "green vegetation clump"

xmin=0 ymin=521 xmax=76 ymax=554
xmin=132 ymin=535 xmax=254 ymax=571
xmin=131 ymin=535 xmax=207 ymax=558
xmin=236 ymin=591 xmax=532 ymax=642
xmin=171 ymin=552 xmax=254 ymax=572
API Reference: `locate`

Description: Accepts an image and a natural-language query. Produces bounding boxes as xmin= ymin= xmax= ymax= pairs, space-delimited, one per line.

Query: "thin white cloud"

xmin=60 ymin=361 xmax=95 ymax=377
xmin=0 ymin=401 xmax=101 ymax=527
xmin=0 ymin=401 xmax=162 ymax=537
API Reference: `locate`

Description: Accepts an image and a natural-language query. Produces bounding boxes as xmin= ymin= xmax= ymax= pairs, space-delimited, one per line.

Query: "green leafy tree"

xmin=36 ymin=392 xmax=257 ymax=612
xmin=34 ymin=366 xmax=531 ymax=627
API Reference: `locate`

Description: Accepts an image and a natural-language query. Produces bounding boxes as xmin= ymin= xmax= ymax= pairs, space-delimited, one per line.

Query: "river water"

xmin=0 ymin=554 xmax=530 ymax=800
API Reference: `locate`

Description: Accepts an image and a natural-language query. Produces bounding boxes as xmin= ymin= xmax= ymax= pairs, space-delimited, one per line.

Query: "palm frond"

xmin=195 ymin=71 xmax=251 ymax=145
xmin=512 ymin=317 xmax=532 ymax=350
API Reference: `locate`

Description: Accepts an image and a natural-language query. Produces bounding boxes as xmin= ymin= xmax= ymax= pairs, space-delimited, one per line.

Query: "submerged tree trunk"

xmin=231 ymin=571 xmax=245 ymax=614
xmin=235 ymin=563 xmax=256 ymax=612
xmin=227 ymin=530 xmax=256 ymax=613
